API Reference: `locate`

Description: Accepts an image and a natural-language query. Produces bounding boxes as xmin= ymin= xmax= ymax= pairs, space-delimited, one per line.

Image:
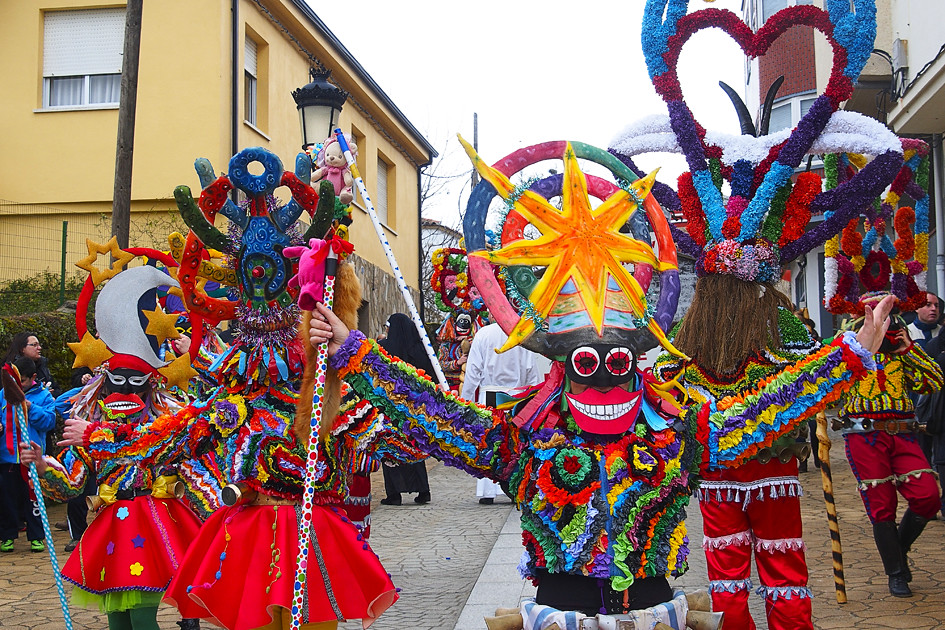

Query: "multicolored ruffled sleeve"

xmin=900 ymin=342 xmax=944 ymax=395
xmin=84 ymin=398 xmax=213 ymax=467
xmin=705 ymin=331 xmax=874 ymax=469
xmin=39 ymin=446 xmax=94 ymax=502
xmin=329 ymin=331 xmax=520 ymax=481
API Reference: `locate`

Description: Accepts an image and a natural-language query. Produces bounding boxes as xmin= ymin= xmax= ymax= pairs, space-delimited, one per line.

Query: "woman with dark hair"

xmin=377 ymin=313 xmax=432 ymax=505
xmin=4 ymin=332 xmax=56 ymax=395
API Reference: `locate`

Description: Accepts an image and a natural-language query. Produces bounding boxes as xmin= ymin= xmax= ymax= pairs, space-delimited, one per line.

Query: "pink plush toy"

xmin=312 ymin=135 xmax=358 ymax=206
xmin=285 ymin=238 xmax=330 ymax=311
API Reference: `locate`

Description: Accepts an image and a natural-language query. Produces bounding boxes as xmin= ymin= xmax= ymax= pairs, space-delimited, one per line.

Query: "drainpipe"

xmin=231 ymin=0 xmax=239 ymax=161
xmin=934 ymin=133 xmax=945 ymax=295
xmin=418 ymin=167 xmax=425 ymax=324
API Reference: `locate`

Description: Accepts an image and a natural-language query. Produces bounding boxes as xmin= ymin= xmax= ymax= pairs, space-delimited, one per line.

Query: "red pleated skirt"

xmin=164 ymin=503 xmax=397 ymax=630
xmin=62 ymin=496 xmax=202 ymax=594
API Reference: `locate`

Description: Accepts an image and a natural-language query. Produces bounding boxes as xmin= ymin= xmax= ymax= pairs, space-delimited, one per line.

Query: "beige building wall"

xmin=0 ymin=0 xmax=431 ymax=292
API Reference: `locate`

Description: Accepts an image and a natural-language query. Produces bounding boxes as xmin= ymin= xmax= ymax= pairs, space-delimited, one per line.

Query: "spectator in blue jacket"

xmin=0 ymin=356 xmax=57 ymax=552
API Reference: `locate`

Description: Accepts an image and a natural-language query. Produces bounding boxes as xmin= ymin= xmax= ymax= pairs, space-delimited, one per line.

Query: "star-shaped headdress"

xmin=461 ymin=138 xmax=683 ymax=359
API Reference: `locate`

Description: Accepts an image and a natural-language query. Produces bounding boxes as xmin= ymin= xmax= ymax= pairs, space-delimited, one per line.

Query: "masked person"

xmin=24 ymin=261 xmax=205 ymax=630
xmin=836 ymin=307 xmax=942 ymax=597
xmin=308 ymin=138 xmax=892 ymax=630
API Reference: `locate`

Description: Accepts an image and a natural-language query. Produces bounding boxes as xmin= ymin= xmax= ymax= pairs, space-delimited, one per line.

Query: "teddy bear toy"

xmin=312 ymin=134 xmax=357 ymax=205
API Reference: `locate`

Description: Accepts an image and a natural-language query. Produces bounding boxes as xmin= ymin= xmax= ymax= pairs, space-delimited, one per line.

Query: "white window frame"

xmin=42 ymin=8 xmax=124 ymax=110
xmin=244 ymin=37 xmax=258 ymax=126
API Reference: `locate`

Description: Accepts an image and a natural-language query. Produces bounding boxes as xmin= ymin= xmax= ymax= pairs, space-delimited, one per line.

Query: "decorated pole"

xmin=1 ymin=366 xmax=73 ymax=628
xmin=290 ymin=248 xmax=339 ymax=629
xmin=815 ymin=410 xmax=847 ymax=604
xmin=333 ymin=129 xmax=449 ymax=390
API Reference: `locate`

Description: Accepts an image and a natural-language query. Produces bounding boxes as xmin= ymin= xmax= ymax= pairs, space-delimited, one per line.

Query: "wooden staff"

xmin=815 ymin=410 xmax=847 ymax=603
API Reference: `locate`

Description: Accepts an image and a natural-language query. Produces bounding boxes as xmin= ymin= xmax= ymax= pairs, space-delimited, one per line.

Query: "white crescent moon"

xmin=95 ymin=266 xmax=179 ymax=368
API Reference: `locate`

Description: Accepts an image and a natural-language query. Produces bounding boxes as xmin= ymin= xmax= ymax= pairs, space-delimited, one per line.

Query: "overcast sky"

xmin=308 ymin=0 xmax=748 ymax=227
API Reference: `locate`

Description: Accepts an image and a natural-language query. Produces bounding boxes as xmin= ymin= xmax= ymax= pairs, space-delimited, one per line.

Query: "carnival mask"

xmin=100 ymin=368 xmax=151 ymax=418
xmin=564 ymin=344 xmax=642 ymax=435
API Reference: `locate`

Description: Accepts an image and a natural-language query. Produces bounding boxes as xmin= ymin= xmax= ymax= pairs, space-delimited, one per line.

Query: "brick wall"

xmin=759 ymin=25 xmax=817 ymax=99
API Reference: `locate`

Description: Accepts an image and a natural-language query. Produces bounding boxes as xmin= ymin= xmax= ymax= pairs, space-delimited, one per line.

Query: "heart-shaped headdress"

xmin=612 ymin=0 xmax=904 ymax=283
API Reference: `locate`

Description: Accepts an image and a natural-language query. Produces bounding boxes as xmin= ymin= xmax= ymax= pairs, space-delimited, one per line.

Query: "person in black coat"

xmin=377 ymin=313 xmax=432 ymax=505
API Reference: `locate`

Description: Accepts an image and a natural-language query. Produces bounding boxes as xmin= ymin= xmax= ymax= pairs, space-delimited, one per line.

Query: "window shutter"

xmin=44 ymin=8 xmax=126 ymax=77
xmin=245 ymin=38 xmax=258 ymax=78
xmin=376 ymin=159 xmax=389 ymax=224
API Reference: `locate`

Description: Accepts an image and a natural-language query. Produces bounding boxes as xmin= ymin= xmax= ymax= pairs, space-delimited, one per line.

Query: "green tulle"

xmin=71 ymin=586 xmax=163 ymax=613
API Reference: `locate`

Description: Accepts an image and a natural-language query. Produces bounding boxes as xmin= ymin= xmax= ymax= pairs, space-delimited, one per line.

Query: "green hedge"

xmin=0 ymin=311 xmax=79 ymax=391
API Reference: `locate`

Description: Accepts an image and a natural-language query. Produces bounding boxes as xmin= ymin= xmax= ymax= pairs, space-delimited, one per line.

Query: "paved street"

xmin=2 ymin=428 xmax=944 ymax=629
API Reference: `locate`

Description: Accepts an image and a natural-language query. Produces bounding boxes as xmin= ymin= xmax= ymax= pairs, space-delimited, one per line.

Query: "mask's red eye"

xmin=605 ymin=347 xmax=633 ymax=376
xmin=571 ymin=347 xmax=600 ymax=376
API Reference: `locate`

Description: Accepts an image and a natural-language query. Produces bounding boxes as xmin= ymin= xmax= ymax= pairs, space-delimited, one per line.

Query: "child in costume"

xmin=308 ymin=136 xmax=893 ymax=630
xmin=74 ymin=149 xmax=397 ymax=630
xmin=30 ymin=260 xmax=205 ymax=630
xmin=0 ymin=356 xmax=56 ymax=553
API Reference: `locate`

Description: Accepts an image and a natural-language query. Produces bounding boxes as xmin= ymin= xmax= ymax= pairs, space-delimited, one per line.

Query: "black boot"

xmin=872 ymin=521 xmax=911 ymax=597
xmin=898 ymin=509 xmax=929 ymax=583
xmin=177 ymin=620 xmax=201 ymax=630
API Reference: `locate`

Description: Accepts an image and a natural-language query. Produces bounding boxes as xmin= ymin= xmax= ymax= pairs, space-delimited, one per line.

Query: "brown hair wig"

xmin=672 ymin=274 xmax=794 ymax=374
xmin=295 ymin=261 xmax=362 ymax=446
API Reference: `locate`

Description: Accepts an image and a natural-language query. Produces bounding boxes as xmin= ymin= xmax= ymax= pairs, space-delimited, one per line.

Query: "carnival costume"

xmin=307 ymin=128 xmax=884 ymax=630
xmin=80 ymin=149 xmax=396 ymax=630
xmin=430 ymin=246 xmax=492 ymax=390
xmin=41 ymin=259 xmax=206 ymax=630
xmin=599 ymin=1 xmax=913 ymax=626
xmin=654 ymin=312 xmax=820 ymax=630
xmin=820 ymin=139 xmax=944 ymax=597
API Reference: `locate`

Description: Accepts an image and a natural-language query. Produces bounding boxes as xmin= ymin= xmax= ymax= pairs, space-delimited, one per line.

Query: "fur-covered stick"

xmin=295 ymin=260 xmax=362 ymax=446
xmin=1 ymin=365 xmax=73 ymax=628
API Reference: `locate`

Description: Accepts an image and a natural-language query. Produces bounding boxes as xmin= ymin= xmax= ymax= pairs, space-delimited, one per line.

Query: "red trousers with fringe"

xmin=699 ymin=459 xmax=812 ymax=630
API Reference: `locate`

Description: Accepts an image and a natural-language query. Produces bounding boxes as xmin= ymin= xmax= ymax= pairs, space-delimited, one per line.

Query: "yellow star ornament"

xmin=143 ymin=307 xmax=182 ymax=346
xmin=459 ymin=137 xmax=680 ymax=355
xmin=69 ymin=332 xmax=114 ymax=370
xmin=75 ymin=237 xmax=135 ymax=286
xmin=159 ymin=353 xmax=198 ymax=390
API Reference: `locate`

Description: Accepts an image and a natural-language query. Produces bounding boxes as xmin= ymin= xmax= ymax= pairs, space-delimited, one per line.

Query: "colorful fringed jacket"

xmin=653 ymin=308 xmax=831 ymax=470
xmin=77 ymin=367 xmax=396 ymax=514
xmin=835 ymin=342 xmax=943 ymax=420
xmin=38 ymin=381 xmax=189 ymax=504
xmin=329 ymin=329 xmax=874 ymax=591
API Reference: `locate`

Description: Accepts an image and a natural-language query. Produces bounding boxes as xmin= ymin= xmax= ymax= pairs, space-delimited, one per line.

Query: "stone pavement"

xmin=2 ymin=429 xmax=945 ymax=629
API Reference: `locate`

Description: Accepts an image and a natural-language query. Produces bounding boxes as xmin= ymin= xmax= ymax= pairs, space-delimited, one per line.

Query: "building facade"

xmin=0 ymin=0 xmax=434 ymax=327
xmin=741 ymin=0 xmax=944 ymax=336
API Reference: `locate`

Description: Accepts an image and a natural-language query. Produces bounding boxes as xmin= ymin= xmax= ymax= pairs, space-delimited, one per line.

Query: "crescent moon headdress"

xmin=68 ymin=238 xmax=197 ymax=389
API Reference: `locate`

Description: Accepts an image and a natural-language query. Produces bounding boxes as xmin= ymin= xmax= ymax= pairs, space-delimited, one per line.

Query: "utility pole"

xmin=111 ymin=0 xmax=143 ymax=248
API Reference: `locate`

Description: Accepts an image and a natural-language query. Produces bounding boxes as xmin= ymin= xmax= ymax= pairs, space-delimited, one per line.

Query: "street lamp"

xmin=292 ymin=67 xmax=348 ymax=151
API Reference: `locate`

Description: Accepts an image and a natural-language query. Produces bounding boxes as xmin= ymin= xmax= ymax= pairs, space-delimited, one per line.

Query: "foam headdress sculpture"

xmin=610 ymin=0 xmax=904 ymax=283
xmin=172 ymin=146 xmax=331 ymax=389
xmin=68 ymin=238 xmax=197 ymax=390
xmin=823 ymin=139 xmax=931 ymax=316
xmin=460 ymin=138 xmax=682 ymax=360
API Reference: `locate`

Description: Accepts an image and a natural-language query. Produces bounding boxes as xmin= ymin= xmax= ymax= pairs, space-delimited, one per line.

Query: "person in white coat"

xmin=460 ymin=323 xmax=548 ymax=503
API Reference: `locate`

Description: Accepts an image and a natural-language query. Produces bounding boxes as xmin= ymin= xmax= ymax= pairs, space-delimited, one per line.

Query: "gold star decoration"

xmin=68 ymin=332 xmax=114 ymax=370
xmin=143 ymin=307 xmax=181 ymax=346
xmin=75 ymin=237 xmax=136 ymax=286
xmin=459 ymin=137 xmax=681 ymax=356
xmin=159 ymin=352 xmax=198 ymax=390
